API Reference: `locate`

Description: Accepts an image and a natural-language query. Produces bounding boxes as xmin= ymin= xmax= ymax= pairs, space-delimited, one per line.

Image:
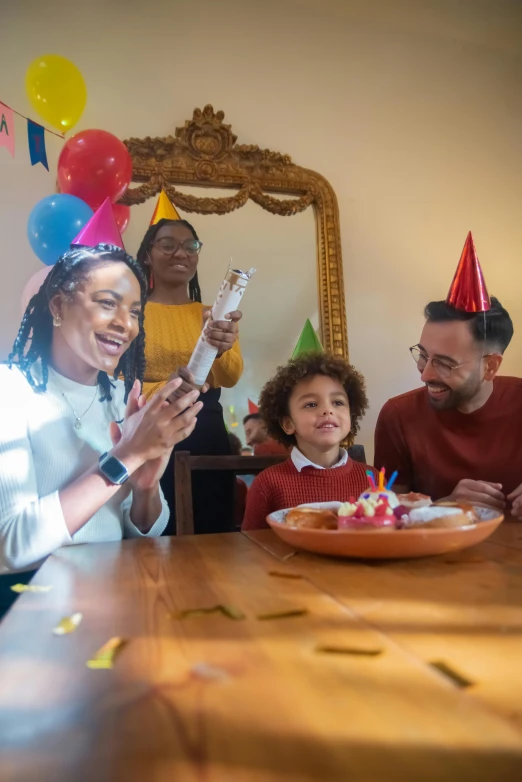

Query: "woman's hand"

xmin=109 ymin=382 xmax=170 ymax=490
xmin=111 ymin=378 xmax=203 ymax=476
xmin=203 ymin=309 xmax=242 ymax=356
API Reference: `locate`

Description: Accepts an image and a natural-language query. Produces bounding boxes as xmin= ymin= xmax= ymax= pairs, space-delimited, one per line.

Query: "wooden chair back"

xmin=173 ymin=445 xmax=367 ymax=536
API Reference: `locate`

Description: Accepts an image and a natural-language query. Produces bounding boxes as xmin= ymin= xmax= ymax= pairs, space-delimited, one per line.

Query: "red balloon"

xmin=57 ymin=129 xmax=132 ymax=210
xmin=113 ymin=203 xmax=131 ymax=234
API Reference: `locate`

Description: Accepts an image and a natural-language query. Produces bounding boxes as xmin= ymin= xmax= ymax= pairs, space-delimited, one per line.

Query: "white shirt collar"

xmin=291 ymin=446 xmax=349 ymax=473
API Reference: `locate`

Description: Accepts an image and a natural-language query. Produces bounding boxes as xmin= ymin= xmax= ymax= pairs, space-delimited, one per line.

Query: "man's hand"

xmin=507 ymin=483 xmax=522 ymax=520
xmin=448 ymin=479 xmax=505 ymax=510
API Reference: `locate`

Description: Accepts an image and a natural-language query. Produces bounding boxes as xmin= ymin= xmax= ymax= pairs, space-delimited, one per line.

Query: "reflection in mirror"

xmin=125 ymin=186 xmax=317 ymax=438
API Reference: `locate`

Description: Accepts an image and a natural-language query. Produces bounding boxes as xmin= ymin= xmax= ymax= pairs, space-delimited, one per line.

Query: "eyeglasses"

xmin=152 ymin=238 xmax=203 ymax=257
xmin=409 ymin=345 xmax=488 ymax=379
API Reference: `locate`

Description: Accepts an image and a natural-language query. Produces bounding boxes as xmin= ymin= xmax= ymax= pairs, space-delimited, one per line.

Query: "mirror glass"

xmin=125 ymin=186 xmax=317 ymax=434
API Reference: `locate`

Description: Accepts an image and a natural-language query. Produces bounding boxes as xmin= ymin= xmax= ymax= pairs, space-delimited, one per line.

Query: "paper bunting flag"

xmin=248 ymin=399 xmax=259 ymax=414
xmin=0 ymin=102 xmax=15 ymax=157
xmin=27 ymin=119 xmax=49 ymax=170
xmin=71 ymin=197 xmax=125 ymax=250
xmin=150 ymin=190 xmax=181 ymax=225
xmin=291 ymin=319 xmax=323 ymax=359
xmin=446 ymin=231 xmax=491 ymax=313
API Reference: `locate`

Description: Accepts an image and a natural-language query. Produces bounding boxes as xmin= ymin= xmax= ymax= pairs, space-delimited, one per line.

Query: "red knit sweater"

xmin=241 ymin=458 xmax=377 ymax=531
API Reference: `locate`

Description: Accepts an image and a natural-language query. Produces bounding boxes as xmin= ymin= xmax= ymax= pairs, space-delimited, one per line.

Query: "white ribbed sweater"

xmin=0 ymin=364 xmax=169 ymax=574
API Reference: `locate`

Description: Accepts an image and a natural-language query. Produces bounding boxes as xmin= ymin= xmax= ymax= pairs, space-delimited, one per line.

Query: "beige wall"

xmin=1 ymin=0 xmax=521 ymax=460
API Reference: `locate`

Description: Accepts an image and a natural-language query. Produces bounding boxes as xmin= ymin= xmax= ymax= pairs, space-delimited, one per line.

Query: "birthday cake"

xmin=338 ymin=496 xmax=396 ymax=529
xmin=282 ymin=468 xmax=479 ymax=532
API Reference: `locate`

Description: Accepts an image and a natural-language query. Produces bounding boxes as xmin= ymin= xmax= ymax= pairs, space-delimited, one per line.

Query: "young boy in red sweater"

xmin=241 ymin=353 xmax=376 ymax=530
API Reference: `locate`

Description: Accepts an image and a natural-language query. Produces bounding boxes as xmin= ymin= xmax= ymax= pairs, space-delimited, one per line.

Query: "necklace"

xmin=61 ymin=388 xmax=99 ymax=429
xmin=50 ymin=368 xmax=99 ymax=430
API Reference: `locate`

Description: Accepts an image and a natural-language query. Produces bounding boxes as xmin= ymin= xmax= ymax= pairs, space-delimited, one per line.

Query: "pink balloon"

xmin=21 ymin=266 xmax=53 ymax=314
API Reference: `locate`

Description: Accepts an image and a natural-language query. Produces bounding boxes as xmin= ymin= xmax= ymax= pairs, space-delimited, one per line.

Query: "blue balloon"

xmin=27 ymin=194 xmax=94 ymax=266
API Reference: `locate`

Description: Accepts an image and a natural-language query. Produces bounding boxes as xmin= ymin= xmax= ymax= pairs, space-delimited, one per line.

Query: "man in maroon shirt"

xmin=243 ymin=413 xmax=289 ymax=456
xmin=374 ymin=297 xmax=522 ymax=518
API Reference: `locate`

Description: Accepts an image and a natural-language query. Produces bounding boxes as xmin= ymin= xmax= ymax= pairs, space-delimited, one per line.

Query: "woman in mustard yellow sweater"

xmin=136 ymin=217 xmax=243 ymax=534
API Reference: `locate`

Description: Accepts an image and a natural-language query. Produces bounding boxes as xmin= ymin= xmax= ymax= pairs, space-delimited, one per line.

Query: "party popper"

xmin=186 ymin=265 xmax=256 ymax=388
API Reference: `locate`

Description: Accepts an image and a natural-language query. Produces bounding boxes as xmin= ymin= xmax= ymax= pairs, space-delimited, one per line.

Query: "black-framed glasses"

xmin=409 ymin=345 xmax=487 ymax=379
xmin=152 ymin=238 xmax=203 ymax=256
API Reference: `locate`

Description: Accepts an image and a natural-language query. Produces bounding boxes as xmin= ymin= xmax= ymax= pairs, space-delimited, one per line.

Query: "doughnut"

xmin=285 ymin=507 xmax=338 ymax=530
xmin=407 ymin=503 xmax=478 ymax=529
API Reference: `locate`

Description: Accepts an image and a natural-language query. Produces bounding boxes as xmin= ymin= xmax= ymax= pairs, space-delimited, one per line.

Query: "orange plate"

xmin=267 ymin=503 xmax=504 ymax=560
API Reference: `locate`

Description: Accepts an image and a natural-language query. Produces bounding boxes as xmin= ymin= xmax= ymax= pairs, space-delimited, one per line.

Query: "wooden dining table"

xmin=1 ymin=522 xmax=522 ymax=781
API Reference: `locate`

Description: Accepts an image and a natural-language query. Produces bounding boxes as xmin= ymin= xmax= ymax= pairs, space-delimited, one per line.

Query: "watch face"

xmin=101 ymin=455 xmax=128 ymax=484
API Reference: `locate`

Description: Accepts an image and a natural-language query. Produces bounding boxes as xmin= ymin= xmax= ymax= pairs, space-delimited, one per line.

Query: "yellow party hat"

xmin=150 ymin=190 xmax=181 ymax=225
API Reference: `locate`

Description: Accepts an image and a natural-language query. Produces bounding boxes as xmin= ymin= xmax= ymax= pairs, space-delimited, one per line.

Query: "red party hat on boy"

xmin=446 ymin=231 xmax=490 ymax=312
xmin=71 ymin=197 xmax=125 ymax=250
xmin=248 ymin=399 xmax=259 ymax=414
xmin=150 ymin=190 xmax=181 ymax=225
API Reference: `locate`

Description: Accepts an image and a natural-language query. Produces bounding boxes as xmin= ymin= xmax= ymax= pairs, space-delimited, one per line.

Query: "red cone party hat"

xmin=446 ymin=231 xmax=490 ymax=312
xmin=71 ymin=197 xmax=125 ymax=250
xmin=248 ymin=399 xmax=259 ymax=414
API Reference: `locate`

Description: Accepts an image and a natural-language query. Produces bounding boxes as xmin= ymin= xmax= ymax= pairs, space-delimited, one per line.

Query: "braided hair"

xmin=136 ymin=218 xmax=202 ymax=302
xmin=9 ymin=243 xmax=147 ymax=402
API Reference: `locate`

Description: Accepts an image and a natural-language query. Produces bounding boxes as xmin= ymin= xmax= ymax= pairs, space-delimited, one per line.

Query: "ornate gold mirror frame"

xmin=121 ymin=105 xmax=348 ymax=357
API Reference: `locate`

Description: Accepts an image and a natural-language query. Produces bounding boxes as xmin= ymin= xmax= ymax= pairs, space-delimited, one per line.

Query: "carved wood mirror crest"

xmin=121 ymin=105 xmax=348 ymax=357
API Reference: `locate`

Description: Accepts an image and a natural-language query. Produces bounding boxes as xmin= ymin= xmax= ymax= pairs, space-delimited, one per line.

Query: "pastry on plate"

xmin=407 ymin=503 xmax=478 ymax=529
xmin=396 ymin=492 xmax=431 ymax=509
xmin=285 ymin=507 xmax=338 ymax=530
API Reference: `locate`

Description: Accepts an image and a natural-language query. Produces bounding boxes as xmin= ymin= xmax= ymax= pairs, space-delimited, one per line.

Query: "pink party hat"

xmin=71 ymin=197 xmax=125 ymax=250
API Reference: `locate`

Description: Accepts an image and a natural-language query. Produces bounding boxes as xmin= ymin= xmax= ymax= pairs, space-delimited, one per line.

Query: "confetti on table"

xmin=315 ymin=645 xmax=383 ymax=657
xmin=87 ymin=637 xmax=126 ymax=669
xmin=171 ymin=604 xmax=245 ymax=621
xmin=53 ymin=613 xmax=83 ymax=635
xmin=257 ymin=609 xmax=308 ymax=621
xmin=268 ymin=571 xmax=303 ymax=580
xmin=430 ymin=660 xmax=473 ymax=689
xmin=191 ymin=663 xmax=230 ymax=681
xmin=219 ymin=604 xmax=246 ymax=620
xmin=10 ymin=584 xmax=52 ymax=593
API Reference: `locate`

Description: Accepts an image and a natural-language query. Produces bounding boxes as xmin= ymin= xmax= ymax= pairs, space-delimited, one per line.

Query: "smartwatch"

xmin=99 ymin=452 xmax=130 ymax=486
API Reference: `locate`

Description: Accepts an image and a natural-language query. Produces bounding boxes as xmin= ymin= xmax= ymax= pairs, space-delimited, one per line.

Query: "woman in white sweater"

xmin=0 ymin=243 xmax=203 ymax=614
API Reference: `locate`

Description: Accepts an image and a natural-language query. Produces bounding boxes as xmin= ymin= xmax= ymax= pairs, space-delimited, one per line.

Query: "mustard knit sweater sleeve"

xmin=142 ymin=301 xmax=243 ymax=399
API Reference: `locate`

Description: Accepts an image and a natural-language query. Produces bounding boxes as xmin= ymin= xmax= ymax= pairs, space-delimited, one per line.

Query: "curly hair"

xmin=9 ymin=243 xmax=147 ymax=403
xmin=259 ymin=352 xmax=369 ymax=447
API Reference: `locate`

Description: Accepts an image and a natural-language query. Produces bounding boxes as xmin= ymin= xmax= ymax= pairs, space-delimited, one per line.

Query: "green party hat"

xmin=291 ymin=319 xmax=323 ymax=359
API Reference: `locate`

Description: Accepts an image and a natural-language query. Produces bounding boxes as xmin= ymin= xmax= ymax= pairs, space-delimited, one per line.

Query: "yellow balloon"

xmin=25 ymin=55 xmax=87 ymax=133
